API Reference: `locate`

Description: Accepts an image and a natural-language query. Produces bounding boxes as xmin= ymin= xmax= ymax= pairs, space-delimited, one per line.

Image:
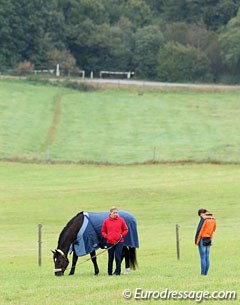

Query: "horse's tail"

xmin=129 ymin=247 xmax=138 ymax=270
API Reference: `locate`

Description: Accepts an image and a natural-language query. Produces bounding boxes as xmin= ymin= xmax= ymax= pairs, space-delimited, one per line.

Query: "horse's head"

xmin=52 ymin=249 xmax=69 ymax=276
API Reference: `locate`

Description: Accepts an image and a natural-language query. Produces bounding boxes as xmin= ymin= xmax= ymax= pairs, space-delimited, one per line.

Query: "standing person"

xmin=195 ymin=209 xmax=216 ymax=276
xmin=101 ymin=207 xmax=128 ymax=276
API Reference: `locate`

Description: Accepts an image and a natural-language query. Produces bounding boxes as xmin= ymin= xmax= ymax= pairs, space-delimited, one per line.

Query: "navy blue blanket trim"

xmin=69 ymin=210 xmax=139 ymax=257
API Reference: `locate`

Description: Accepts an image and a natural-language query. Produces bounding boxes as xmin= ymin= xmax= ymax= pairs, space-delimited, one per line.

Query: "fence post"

xmin=56 ymin=64 xmax=60 ymax=77
xmin=38 ymin=224 xmax=42 ymax=266
xmin=176 ymin=224 xmax=180 ymax=260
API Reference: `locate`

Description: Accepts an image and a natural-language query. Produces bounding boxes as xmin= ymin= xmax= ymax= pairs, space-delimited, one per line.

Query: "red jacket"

xmin=101 ymin=215 xmax=128 ymax=244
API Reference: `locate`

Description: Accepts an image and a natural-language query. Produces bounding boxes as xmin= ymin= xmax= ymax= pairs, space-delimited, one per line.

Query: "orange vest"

xmin=195 ymin=217 xmax=216 ymax=245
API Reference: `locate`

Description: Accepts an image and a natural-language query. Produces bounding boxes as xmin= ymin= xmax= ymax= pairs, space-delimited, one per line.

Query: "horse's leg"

xmin=90 ymin=251 xmax=99 ymax=275
xmin=69 ymin=249 xmax=78 ymax=275
xmin=124 ymin=247 xmax=130 ymax=274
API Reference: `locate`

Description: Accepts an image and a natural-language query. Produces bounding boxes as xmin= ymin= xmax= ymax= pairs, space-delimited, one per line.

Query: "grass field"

xmin=0 ymin=162 xmax=239 ymax=305
xmin=0 ymin=79 xmax=239 ymax=304
xmin=1 ymin=79 xmax=240 ymax=163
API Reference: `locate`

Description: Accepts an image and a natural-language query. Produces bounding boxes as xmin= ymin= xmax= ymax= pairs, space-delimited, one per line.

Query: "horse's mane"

xmin=58 ymin=211 xmax=84 ymax=245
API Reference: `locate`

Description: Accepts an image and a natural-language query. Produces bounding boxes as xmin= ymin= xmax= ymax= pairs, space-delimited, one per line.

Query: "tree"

xmin=157 ymin=42 xmax=211 ymax=82
xmin=47 ymin=49 xmax=76 ymax=74
xmin=164 ymin=22 xmax=223 ymax=81
xmin=65 ymin=16 xmax=135 ymax=74
xmin=99 ymin=0 xmax=126 ymax=24
xmin=134 ymin=25 xmax=164 ymax=79
xmin=219 ymin=8 xmax=240 ymax=77
xmin=122 ymin=0 xmax=152 ymax=27
xmin=59 ymin=0 xmax=108 ymax=26
xmin=161 ymin=0 xmax=188 ymax=22
xmin=0 ymin=0 xmax=240 ymax=82
xmin=185 ymin=0 xmax=204 ymax=23
xmin=145 ymin=0 xmax=167 ymax=14
xmin=67 ymin=19 xmax=111 ymax=73
xmin=0 ymin=0 xmax=66 ymax=68
xmin=106 ymin=17 xmax=135 ymax=71
xmin=161 ymin=0 xmax=240 ymax=30
xmin=0 ymin=0 xmax=21 ymax=67
xmin=203 ymin=0 xmax=239 ymax=30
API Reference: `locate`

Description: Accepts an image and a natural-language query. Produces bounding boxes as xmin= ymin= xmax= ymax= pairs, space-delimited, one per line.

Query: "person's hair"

xmin=205 ymin=212 xmax=213 ymax=216
xmin=198 ymin=208 xmax=207 ymax=216
xmin=110 ymin=206 xmax=118 ymax=212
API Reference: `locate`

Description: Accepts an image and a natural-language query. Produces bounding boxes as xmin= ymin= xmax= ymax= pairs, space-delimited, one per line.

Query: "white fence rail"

xmin=100 ymin=71 xmax=134 ymax=79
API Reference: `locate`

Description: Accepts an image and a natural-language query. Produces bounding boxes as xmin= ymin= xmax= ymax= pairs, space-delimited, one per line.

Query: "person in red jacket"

xmin=195 ymin=209 xmax=216 ymax=275
xmin=101 ymin=206 xmax=128 ymax=275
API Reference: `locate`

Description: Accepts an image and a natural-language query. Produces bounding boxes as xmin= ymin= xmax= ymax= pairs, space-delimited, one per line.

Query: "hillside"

xmin=1 ymin=80 xmax=240 ymax=164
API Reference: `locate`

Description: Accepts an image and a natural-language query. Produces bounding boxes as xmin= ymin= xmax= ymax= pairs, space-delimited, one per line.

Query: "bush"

xmin=15 ymin=61 xmax=34 ymax=75
xmin=61 ymin=80 xmax=97 ymax=92
xmin=47 ymin=49 xmax=77 ymax=75
xmin=157 ymin=42 xmax=211 ymax=82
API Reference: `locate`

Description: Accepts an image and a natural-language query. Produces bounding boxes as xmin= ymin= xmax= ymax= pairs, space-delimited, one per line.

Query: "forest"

xmin=1 ymin=0 xmax=240 ymax=83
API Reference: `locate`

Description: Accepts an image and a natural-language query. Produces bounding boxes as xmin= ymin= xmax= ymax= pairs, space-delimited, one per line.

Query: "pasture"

xmin=0 ymin=79 xmax=239 ymax=304
xmin=0 ymin=162 xmax=240 ymax=305
xmin=1 ymin=79 xmax=240 ymax=163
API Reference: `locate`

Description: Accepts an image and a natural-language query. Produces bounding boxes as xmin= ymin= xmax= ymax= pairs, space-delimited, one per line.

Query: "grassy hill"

xmin=1 ymin=79 xmax=240 ymax=164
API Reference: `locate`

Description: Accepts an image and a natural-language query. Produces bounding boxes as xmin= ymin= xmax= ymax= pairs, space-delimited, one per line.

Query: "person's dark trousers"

xmin=107 ymin=242 xmax=124 ymax=275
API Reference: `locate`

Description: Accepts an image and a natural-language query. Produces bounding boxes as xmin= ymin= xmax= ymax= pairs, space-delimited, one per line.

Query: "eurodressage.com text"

xmin=122 ymin=288 xmax=237 ymax=302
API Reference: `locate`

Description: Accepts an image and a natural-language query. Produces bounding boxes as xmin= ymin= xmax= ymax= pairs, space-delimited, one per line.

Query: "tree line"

xmin=1 ymin=0 xmax=240 ymax=83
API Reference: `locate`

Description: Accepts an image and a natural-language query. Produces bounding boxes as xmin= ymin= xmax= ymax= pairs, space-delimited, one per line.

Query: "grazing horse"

xmin=52 ymin=210 xmax=139 ymax=276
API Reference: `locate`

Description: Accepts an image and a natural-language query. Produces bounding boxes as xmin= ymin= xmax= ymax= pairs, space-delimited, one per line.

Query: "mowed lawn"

xmin=1 ymin=80 xmax=240 ymax=163
xmin=0 ymin=162 xmax=239 ymax=305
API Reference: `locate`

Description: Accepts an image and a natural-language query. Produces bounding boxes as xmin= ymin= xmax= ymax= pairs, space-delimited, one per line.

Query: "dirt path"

xmin=41 ymin=93 xmax=63 ymax=151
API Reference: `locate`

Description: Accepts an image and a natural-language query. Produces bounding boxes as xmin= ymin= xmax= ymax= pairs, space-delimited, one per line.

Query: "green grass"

xmin=0 ymin=79 xmax=239 ymax=304
xmin=1 ymin=79 xmax=240 ymax=163
xmin=0 ymin=162 xmax=239 ymax=305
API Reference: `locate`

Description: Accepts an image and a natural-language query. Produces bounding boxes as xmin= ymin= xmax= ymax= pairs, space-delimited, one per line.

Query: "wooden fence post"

xmin=38 ymin=224 xmax=42 ymax=266
xmin=176 ymin=224 xmax=180 ymax=260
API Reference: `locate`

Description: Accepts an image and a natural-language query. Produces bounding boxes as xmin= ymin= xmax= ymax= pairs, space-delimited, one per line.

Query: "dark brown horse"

xmin=52 ymin=211 xmax=138 ymax=276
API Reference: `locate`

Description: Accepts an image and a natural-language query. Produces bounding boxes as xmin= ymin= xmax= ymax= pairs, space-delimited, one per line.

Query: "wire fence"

xmin=1 ymin=145 xmax=240 ymax=165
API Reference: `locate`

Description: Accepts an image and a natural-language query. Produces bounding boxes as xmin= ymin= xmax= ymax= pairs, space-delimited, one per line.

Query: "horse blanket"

xmin=69 ymin=210 xmax=139 ymax=257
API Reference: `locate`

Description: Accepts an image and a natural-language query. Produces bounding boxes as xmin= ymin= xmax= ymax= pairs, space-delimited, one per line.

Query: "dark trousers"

xmin=107 ymin=242 xmax=124 ymax=275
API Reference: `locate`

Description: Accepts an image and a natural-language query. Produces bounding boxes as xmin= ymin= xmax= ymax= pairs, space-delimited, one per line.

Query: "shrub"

xmin=157 ymin=42 xmax=211 ymax=82
xmin=61 ymin=80 xmax=97 ymax=92
xmin=47 ymin=49 xmax=77 ymax=75
xmin=15 ymin=61 xmax=34 ymax=75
